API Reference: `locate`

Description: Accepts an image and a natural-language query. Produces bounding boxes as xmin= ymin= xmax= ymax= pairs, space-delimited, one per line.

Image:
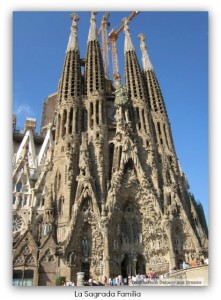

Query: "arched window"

xmin=62 ymin=110 xmax=67 ymax=137
xmin=168 ymin=193 xmax=172 ymax=205
xmin=75 ymin=109 xmax=79 ymax=133
xmin=16 ymin=181 xmax=22 ymax=192
xmin=96 ymin=100 xmax=99 ymax=125
xmin=69 ymin=108 xmax=73 ymax=134
xmin=82 ymin=108 xmax=88 ymax=132
xmin=163 ymin=123 xmax=169 ymax=147
xmin=157 ymin=122 xmax=161 ymax=135
xmin=108 ymin=143 xmax=114 ymax=180
xmin=118 ymin=146 xmax=122 ymax=170
xmin=81 ymin=197 xmax=91 ymax=212
xmin=90 ymin=102 xmax=94 ymax=128
xmin=142 ymin=109 xmax=147 ymax=133
xmin=57 ymin=114 xmax=61 ymax=140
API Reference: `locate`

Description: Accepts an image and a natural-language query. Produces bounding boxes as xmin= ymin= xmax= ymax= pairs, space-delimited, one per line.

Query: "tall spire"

xmin=84 ymin=11 xmax=105 ymax=95
xmin=58 ymin=12 xmax=82 ymax=105
xmin=123 ymin=19 xmax=146 ymax=101
xmin=88 ymin=11 xmax=98 ymax=42
xmin=139 ymin=34 xmax=179 ymax=176
xmin=123 ymin=18 xmax=134 ymax=53
xmin=138 ymin=33 xmax=153 ymax=71
xmin=67 ymin=13 xmax=80 ymax=52
xmin=55 ymin=12 xmax=82 ymax=147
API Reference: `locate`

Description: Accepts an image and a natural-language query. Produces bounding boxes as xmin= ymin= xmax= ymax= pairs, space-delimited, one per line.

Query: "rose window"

xmin=13 ymin=215 xmax=24 ymax=233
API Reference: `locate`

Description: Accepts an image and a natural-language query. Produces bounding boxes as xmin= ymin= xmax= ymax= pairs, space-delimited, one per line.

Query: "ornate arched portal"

xmin=120 ymin=253 xmax=146 ymax=277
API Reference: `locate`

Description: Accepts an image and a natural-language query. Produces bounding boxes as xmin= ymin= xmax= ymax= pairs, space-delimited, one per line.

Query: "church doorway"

xmin=136 ymin=254 xmax=146 ymax=275
xmin=121 ymin=254 xmax=129 ymax=278
xmin=81 ymin=262 xmax=90 ymax=281
xmin=121 ymin=253 xmax=146 ymax=277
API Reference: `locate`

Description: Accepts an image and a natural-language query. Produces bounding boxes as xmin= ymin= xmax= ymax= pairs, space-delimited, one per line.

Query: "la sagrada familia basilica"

xmin=12 ymin=12 xmax=208 ymax=286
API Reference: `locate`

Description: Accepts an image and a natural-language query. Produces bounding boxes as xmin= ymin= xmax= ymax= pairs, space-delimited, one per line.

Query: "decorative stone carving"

xmin=114 ymin=80 xmax=129 ymax=107
xmin=12 ymin=13 xmax=208 ymax=285
xmin=68 ymin=251 xmax=77 ymax=266
xmin=81 ymin=236 xmax=89 ymax=257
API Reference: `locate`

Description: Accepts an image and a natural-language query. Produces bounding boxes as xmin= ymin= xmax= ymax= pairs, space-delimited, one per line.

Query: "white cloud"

xmin=13 ymin=104 xmax=36 ymax=131
xmin=14 ymin=104 xmax=32 ymax=116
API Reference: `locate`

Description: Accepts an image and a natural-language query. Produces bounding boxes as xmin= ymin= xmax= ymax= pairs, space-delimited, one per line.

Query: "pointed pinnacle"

xmin=70 ymin=12 xmax=80 ymax=22
xmin=123 ymin=18 xmax=134 ymax=53
xmin=88 ymin=11 xmax=98 ymax=42
xmin=67 ymin=12 xmax=80 ymax=52
xmin=138 ymin=33 xmax=153 ymax=71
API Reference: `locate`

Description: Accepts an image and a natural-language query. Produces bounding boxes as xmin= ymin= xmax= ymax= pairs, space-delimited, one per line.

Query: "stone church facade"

xmin=12 ymin=12 xmax=208 ymax=286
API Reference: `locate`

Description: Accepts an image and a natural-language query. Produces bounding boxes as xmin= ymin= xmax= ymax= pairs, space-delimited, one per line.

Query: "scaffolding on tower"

xmin=98 ymin=13 xmax=110 ymax=79
xmin=108 ymin=11 xmax=139 ymax=82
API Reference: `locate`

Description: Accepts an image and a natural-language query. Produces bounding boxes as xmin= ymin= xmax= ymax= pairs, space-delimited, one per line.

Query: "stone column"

xmin=77 ymin=272 xmax=85 ymax=286
xmin=163 ymin=218 xmax=176 ymax=270
xmin=102 ymin=219 xmax=110 ymax=282
xmin=139 ymin=108 xmax=145 ymax=132
xmin=33 ymin=266 xmax=39 ymax=286
xmin=132 ymin=258 xmax=137 ymax=276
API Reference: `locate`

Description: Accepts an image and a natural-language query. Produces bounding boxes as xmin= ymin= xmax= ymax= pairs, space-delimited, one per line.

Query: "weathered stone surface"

xmin=12 ymin=13 xmax=208 ymax=286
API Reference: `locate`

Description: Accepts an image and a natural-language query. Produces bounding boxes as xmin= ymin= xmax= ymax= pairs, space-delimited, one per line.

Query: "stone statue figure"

xmin=68 ymin=251 xmax=77 ymax=266
xmin=114 ymin=80 xmax=129 ymax=107
xmin=114 ymin=80 xmax=130 ymax=124
xmin=82 ymin=236 xmax=89 ymax=257
xmin=42 ymin=223 xmax=53 ymax=236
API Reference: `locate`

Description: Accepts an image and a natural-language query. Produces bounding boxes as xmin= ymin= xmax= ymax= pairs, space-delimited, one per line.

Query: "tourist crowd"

xmin=60 ymin=258 xmax=208 ymax=286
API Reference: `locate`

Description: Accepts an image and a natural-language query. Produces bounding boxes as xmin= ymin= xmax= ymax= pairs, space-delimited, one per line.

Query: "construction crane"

xmin=108 ymin=11 xmax=139 ymax=81
xmin=98 ymin=12 xmax=110 ymax=79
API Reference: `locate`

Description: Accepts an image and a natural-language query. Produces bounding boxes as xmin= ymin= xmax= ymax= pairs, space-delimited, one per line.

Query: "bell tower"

xmin=46 ymin=13 xmax=83 ymax=241
xmin=84 ymin=12 xmax=108 ymax=213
